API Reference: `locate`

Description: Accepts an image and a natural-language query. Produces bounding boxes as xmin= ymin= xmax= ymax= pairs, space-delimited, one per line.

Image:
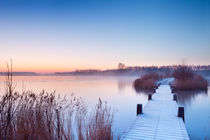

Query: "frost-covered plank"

xmin=121 ymin=84 xmax=189 ymax=140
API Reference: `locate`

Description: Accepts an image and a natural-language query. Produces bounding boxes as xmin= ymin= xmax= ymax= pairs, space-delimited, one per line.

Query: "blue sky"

xmin=0 ymin=0 xmax=209 ymax=72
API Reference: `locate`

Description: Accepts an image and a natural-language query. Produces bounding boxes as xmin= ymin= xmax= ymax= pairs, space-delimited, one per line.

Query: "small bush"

xmin=133 ymin=72 xmax=162 ymax=91
xmin=171 ymin=66 xmax=208 ymax=90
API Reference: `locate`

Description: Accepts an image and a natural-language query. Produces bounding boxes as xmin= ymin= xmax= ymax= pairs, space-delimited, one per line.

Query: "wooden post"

xmin=173 ymin=94 xmax=177 ymax=102
xmin=148 ymin=94 xmax=152 ymax=101
xmin=178 ymin=107 xmax=185 ymax=123
xmin=153 ymin=88 xmax=156 ymax=93
xmin=171 ymin=88 xmax=174 ymax=93
xmin=137 ymin=104 xmax=142 ymax=115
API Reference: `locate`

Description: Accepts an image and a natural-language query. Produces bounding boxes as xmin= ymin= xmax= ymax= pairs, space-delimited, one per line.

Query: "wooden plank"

xmin=121 ymin=84 xmax=189 ymax=140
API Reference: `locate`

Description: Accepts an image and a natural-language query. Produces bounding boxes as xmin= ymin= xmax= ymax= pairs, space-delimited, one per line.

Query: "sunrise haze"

xmin=0 ymin=0 xmax=210 ymax=72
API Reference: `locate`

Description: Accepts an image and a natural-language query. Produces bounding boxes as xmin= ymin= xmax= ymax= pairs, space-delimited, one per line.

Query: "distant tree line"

xmin=54 ymin=65 xmax=210 ymax=76
xmin=0 ymin=65 xmax=210 ymax=76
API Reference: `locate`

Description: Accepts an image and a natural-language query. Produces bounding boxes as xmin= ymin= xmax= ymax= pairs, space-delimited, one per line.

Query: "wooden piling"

xmin=178 ymin=106 xmax=185 ymax=123
xmin=148 ymin=94 xmax=152 ymax=100
xmin=171 ymin=88 xmax=174 ymax=93
xmin=137 ymin=104 xmax=143 ymax=115
xmin=173 ymin=94 xmax=177 ymax=102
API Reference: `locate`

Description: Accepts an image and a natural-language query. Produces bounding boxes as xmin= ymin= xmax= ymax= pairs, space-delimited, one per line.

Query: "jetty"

xmin=121 ymin=84 xmax=189 ymax=140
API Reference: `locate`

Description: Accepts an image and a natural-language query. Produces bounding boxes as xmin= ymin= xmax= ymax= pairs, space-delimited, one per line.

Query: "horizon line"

xmin=0 ymin=64 xmax=210 ymax=74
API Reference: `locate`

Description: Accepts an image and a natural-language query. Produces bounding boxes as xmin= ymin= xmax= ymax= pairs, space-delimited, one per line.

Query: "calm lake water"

xmin=0 ymin=76 xmax=209 ymax=139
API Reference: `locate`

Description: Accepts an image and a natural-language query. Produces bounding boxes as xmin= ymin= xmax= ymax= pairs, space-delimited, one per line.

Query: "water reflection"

xmin=179 ymin=87 xmax=210 ymax=140
xmin=117 ymin=76 xmax=137 ymax=92
xmin=134 ymin=89 xmax=154 ymax=95
xmin=174 ymin=90 xmax=208 ymax=106
xmin=133 ymin=83 xmax=155 ymax=95
xmin=118 ymin=80 xmax=130 ymax=92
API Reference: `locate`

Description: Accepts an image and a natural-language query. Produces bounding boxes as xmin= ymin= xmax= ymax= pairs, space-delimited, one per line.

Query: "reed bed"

xmin=171 ymin=66 xmax=208 ymax=91
xmin=133 ymin=72 xmax=162 ymax=92
xmin=0 ymin=64 xmax=115 ymax=140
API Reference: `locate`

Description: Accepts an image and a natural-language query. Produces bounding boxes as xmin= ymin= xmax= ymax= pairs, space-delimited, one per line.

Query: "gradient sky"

xmin=0 ymin=0 xmax=210 ymax=72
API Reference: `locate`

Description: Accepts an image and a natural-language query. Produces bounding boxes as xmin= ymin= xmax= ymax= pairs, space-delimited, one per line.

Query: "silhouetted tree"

xmin=118 ymin=63 xmax=126 ymax=69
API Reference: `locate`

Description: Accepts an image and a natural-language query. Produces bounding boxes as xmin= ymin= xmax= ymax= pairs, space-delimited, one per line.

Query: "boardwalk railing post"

xmin=171 ymin=88 xmax=174 ymax=93
xmin=153 ymin=88 xmax=156 ymax=93
xmin=148 ymin=94 xmax=152 ymax=101
xmin=137 ymin=104 xmax=142 ymax=115
xmin=173 ymin=94 xmax=177 ymax=102
xmin=178 ymin=106 xmax=185 ymax=123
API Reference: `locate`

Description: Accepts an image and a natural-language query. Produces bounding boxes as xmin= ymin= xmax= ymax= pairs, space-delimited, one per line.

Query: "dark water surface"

xmin=0 ymin=76 xmax=209 ymax=139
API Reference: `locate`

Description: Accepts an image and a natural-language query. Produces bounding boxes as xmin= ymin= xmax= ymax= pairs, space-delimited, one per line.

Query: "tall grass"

xmin=171 ymin=66 xmax=208 ymax=90
xmin=76 ymin=98 xmax=114 ymax=140
xmin=0 ymin=64 xmax=115 ymax=140
xmin=86 ymin=99 xmax=114 ymax=140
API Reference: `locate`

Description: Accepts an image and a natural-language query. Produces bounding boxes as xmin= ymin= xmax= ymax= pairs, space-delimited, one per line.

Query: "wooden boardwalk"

xmin=121 ymin=84 xmax=189 ymax=140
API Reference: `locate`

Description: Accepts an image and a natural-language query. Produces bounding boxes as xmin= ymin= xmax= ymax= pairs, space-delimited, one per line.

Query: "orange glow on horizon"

xmin=0 ymin=59 xmax=209 ymax=73
xmin=0 ymin=64 xmax=114 ymax=73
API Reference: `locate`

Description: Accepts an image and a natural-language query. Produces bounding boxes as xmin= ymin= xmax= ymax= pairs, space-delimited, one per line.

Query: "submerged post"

xmin=137 ymin=104 xmax=143 ymax=115
xmin=173 ymin=94 xmax=177 ymax=102
xmin=148 ymin=94 xmax=152 ymax=100
xmin=178 ymin=106 xmax=185 ymax=123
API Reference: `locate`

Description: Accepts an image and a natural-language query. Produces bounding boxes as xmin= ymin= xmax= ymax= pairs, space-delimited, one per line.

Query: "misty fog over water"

xmin=0 ymin=75 xmax=209 ymax=139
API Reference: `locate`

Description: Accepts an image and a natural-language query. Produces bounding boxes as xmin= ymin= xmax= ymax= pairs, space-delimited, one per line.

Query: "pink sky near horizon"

xmin=0 ymin=58 xmax=209 ymax=73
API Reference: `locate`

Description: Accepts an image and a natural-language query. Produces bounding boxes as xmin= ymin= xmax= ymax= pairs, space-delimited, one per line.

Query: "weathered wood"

xmin=153 ymin=88 xmax=156 ymax=93
xmin=173 ymin=94 xmax=177 ymax=101
xmin=178 ymin=106 xmax=185 ymax=123
xmin=137 ymin=104 xmax=143 ymax=115
xmin=171 ymin=87 xmax=175 ymax=93
xmin=121 ymin=84 xmax=189 ymax=140
xmin=148 ymin=94 xmax=152 ymax=100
